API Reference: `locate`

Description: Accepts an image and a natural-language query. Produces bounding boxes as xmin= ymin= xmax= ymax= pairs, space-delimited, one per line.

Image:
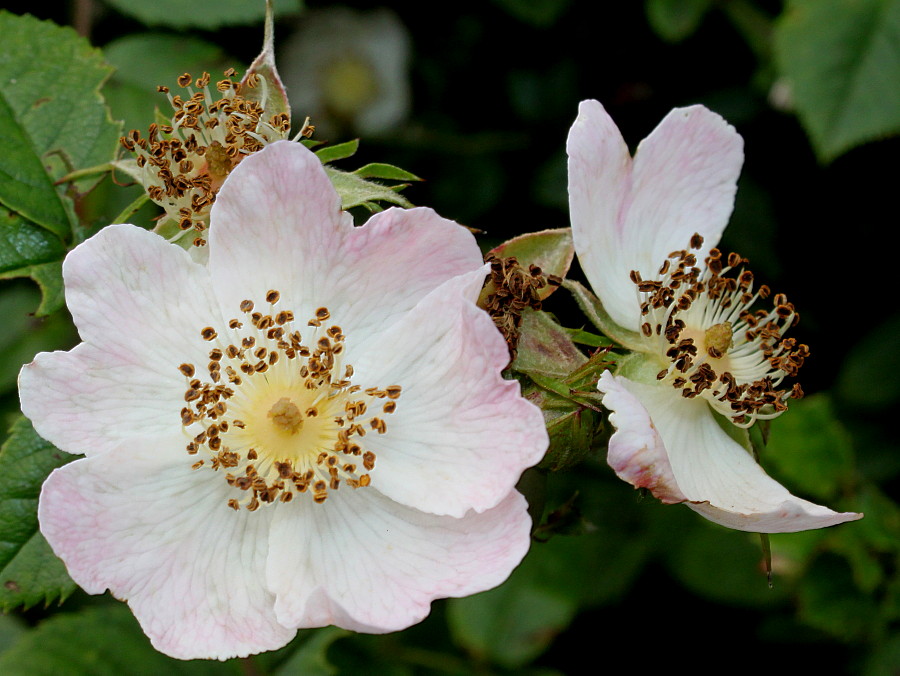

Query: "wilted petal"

xmin=598 ymin=372 xmax=862 ymax=533
xmin=567 ymin=99 xmax=743 ymax=332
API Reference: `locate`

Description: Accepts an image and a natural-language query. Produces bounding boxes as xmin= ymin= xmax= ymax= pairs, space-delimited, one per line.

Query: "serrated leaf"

xmin=101 ymin=0 xmax=302 ymax=29
xmin=0 ymin=417 xmax=76 ymax=611
xmin=0 ymin=95 xmax=70 ymax=238
xmin=352 ymin=163 xmax=422 ymax=182
xmin=646 ymin=0 xmax=713 ymax=43
xmin=0 ymin=604 xmax=238 ymax=675
xmin=0 ymin=12 xmax=121 ymax=194
xmin=315 ymin=139 xmax=360 ymax=164
xmin=774 ymin=0 xmax=900 ymax=161
xmin=324 ymin=167 xmax=412 ymax=210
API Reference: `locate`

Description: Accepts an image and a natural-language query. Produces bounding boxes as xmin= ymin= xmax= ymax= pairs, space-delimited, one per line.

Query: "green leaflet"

xmin=101 ymin=0 xmax=302 ymax=29
xmin=0 ymin=417 xmax=76 ymax=612
xmin=775 ymin=0 xmax=900 ymax=161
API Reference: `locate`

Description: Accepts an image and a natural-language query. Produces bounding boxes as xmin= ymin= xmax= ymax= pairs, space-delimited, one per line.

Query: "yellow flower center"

xmin=178 ymin=292 xmax=400 ymax=510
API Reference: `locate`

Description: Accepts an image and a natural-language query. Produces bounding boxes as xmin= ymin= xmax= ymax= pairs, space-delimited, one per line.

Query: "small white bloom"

xmin=567 ymin=100 xmax=861 ymax=533
xmin=20 ymin=141 xmax=547 ymax=659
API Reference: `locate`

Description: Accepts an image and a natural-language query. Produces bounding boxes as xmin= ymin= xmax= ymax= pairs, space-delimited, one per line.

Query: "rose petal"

xmin=19 ymin=225 xmax=218 ymax=456
xmin=39 ymin=439 xmax=294 ymax=659
xmin=598 ymin=372 xmax=862 ymax=533
xmin=266 ymin=487 xmax=531 ymax=632
xmin=352 ymin=267 xmax=548 ymax=517
xmin=567 ymin=99 xmax=743 ymax=332
xmin=208 ymin=141 xmax=482 ymax=337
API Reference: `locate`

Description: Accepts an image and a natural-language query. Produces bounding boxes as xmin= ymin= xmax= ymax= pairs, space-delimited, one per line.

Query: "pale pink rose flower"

xmin=567 ymin=100 xmax=861 ymax=533
xmin=19 ymin=141 xmax=548 ymax=660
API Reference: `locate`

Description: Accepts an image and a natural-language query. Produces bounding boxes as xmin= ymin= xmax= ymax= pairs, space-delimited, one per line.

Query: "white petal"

xmin=208 ymin=141 xmax=482 ymax=337
xmin=266 ymin=487 xmax=532 ymax=632
xmin=39 ymin=439 xmax=294 ymax=659
xmin=597 ymin=370 xmax=686 ymax=504
xmin=351 ymin=267 xmax=548 ymax=517
xmin=19 ymin=225 xmax=218 ymax=456
xmin=567 ymin=100 xmax=743 ymax=331
xmin=599 ymin=372 xmax=862 ymax=533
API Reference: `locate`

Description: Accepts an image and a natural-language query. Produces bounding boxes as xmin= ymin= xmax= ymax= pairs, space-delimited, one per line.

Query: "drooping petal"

xmin=352 ymin=267 xmax=548 ymax=518
xmin=266 ymin=487 xmax=531 ymax=632
xmin=39 ymin=439 xmax=294 ymax=660
xmin=19 ymin=225 xmax=219 ymax=456
xmin=208 ymin=141 xmax=482 ymax=337
xmin=567 ymin=99 xmax=744 ymax=332
xmin=598 ymin=372 xmax=862 ymax=533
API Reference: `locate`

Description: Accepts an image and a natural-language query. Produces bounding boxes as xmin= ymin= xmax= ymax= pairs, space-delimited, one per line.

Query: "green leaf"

xmin=490 ymin=0 xmax=571 ymax=26
xmin=489 ymin=228 xmax=574 ymax=301
xmin=104 ymin=34 xmax=233 ymax=135
xmin=0 ymin=261 xmax=65 ymax=317
xmin=101 ymin=0 xmax=303 ymax=29
xmin=315 ymin=139 xmax=360 ymax=164
xmin=0 ymin=604 xmax=239 ymax=675
xmin=0 ymin=211 xmax=66 ymax=274
xmin=837 ymin=312 xmax=900 ymax=411
xmin=0 ymin=95 xmax=70 ymax=238
xmin=646 ymin=0 xmax=713 ymax=42
xmin=0 ymin=12 xmax=121 ymax=194
xmin=324 ymin=167 xmax=412 ymax=211
xmin=774 ymin=0 xmax=900 ymax=161
xmin=352 ymin=163 xmax=422 ymax=182
xmin=0 ymin=417 xmax=76 ymax=611
xmin=798 ymin=553 xmax=882 ymax=641
xmin=271 ymin=628 xmax=347 ymax=676
xmin=0 ymin=284 xmax=76 ymax=393
xmin=761 ymin=394 xmax=855 ymax=501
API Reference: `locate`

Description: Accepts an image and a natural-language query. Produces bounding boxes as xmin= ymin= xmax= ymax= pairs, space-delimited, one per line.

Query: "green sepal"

xmin=240 ymin=0 xmax=292 ymax=123
xmin=487 ymin=228 xmax=574 ymax=301
xmin=324 ymin=166 xmax=413 ymax=211
xmin=315 ymin=139 xmax=360 ymax=164
xmin=563 ymin=278 xmax=642 ymax=349
xmin=0 ymin=417 xmax=76 ymax=612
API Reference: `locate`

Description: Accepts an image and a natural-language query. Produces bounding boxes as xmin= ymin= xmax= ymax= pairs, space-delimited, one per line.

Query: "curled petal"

xmin=567 ymin=99 xmax=743 ymax=332
xmin=598 ymin=371 xmax=862 ymax=533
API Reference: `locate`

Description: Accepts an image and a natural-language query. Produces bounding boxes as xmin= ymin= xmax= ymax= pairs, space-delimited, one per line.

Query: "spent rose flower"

xmin=567 ymin=99 xmax=861 ymax=533
xmin=19 ymin=140 xmax=547 ymax=659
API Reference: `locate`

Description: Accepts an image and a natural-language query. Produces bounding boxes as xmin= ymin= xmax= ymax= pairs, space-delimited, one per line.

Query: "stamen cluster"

xmin=482 ymin=254 xmax=562 ymax=359
xmin=178 ymin=292 xmax=400 ymax=510
xmin=119 ymin=70 xmax=302 ymax=246
xmin=633 ymin=234 xmax=807 ymax=427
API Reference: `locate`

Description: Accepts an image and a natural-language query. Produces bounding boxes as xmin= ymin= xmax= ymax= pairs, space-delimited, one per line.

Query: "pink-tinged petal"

xmin=597 ymin=370 xmax=686 ymax=504
xmin=352 ymin=267 xmax=548 ymax=517
xmin=19 ymin=344 xmax=184 ymax=457
xmin=599 ymin=372 xmax=862 ymax=533
xmin=60 ymin=224 xmax=219 ymax=365
xmin=567 ymin=100 xmax=743 ymax=332
xmin=267 ymin=488 xmax=531 ymax=632
xmin=208 ymin=141 xmax=483 ymax=337
xmin=19 ymin=225 xmax=219 ymax=456
xmin=39 ymin=439 xmax=294 ymax=660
